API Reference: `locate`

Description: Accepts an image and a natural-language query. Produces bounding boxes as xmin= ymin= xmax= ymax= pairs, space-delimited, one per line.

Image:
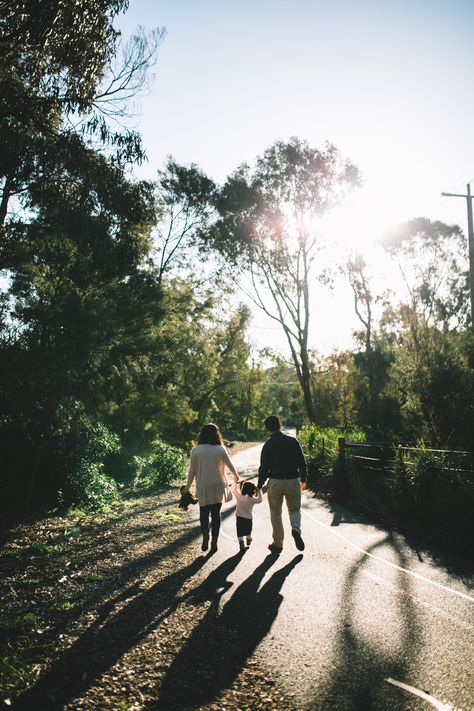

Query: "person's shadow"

xmin=11 ymin=554 xmax=210 ymax=710
xmin=152 ymin=553 xmax=303 ymax=710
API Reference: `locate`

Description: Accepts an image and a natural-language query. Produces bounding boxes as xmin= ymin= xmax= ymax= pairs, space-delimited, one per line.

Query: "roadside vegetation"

xmin=2 ymin=2 xmax=473 ymax=708
xmin=300 ymin=424 xmax=474 ymax=554
xmin=1 ymin=2 xmax=472 ymax=545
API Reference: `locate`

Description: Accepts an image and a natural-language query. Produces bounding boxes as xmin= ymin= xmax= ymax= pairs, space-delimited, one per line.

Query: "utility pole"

xmin=441 ymin=183 xmax=474 ymax=329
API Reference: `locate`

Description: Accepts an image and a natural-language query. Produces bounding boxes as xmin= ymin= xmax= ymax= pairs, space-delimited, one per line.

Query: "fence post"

xmin=396 ymin=444 xmax=406 ymax=524
xmin=335 ymin=437 xmax=346 ymax=496
xmin=398 ymin=445 xmax=403 ymax=464
xmin=338 ymin=437 xmax=346 ymax=468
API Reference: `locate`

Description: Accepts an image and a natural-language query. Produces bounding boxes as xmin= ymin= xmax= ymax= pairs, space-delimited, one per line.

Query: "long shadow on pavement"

xmin=151 ymin=552 xmax=303 ymax=710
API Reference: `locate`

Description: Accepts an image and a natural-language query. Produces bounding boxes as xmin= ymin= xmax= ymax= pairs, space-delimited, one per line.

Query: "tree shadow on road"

xmin=310 ymin=493 xmax=474 ymax=579
xmin=309 ymin=532 xmax=422 ymax=710
xmin=151 ymin=552 xmax=303 ymax=710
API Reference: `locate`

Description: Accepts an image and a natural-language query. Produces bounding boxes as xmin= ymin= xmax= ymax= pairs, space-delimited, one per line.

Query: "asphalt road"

xmin=187 ymin=442 xmax=474 ymax=711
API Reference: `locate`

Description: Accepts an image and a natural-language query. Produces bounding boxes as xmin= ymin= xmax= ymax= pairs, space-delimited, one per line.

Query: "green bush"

xmin=133 ymin=438 xmax=187 ymax=488
xmin=59 ymin=406 xmax=121 ymax=512
xmin=393 ymin=445 xmax=474 ymax=534
xmin=299 ymin=424 xmax=366 ymax=478
xmin=67 ymin=463 xmax=120 ymax=512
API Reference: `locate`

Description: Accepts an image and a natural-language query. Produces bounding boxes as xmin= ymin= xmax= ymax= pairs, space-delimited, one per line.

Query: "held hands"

xmin=300 ymin=481 xmax=308 ymax=491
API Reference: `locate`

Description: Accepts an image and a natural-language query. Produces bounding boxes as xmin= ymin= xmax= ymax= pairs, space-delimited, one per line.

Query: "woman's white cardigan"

xmin=186 ymin=443 xmax=237 ymax=506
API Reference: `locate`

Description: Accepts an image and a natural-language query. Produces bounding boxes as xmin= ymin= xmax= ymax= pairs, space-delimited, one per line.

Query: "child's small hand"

xmin=233 ymin=475 xmax=239 ymax=483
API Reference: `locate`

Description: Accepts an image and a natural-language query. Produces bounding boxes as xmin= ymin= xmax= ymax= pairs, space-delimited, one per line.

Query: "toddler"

xmin=232 ymin=479 xmax=263 ymax=550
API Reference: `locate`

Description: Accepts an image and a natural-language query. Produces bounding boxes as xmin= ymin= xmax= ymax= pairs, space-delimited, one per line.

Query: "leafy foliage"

xmin=253 ymin=357 xmax=306 ymax=432
xmin=0 ymin=649 xmax=36 ymax=697
xmin=1 ymin=2 xmax=472 ymax=538
xmin=133 ymin=439 xmax=187 ymax=488
xmin=208 ymin=138 xmax=361 ymax=422
xmin=299 ymin=424 xmax=365 ymax=478
xmin=382 ymin=218 xmax=469 ymax=329
xmin=55 ymin=405 xmax=121 ymax=511
xmin=387 ymin=444 xmax=474 ymax=549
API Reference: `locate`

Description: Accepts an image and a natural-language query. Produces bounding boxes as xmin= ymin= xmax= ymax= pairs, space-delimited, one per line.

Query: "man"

xmin=257 ymin=416 xmax=308 ymax=553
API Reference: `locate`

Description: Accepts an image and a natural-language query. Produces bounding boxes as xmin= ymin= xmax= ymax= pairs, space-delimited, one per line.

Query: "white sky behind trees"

xmin=116 ymin=0 xmax=474 ymax=354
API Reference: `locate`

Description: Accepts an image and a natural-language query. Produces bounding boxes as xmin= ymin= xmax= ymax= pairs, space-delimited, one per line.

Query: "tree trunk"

xmin=0 ymin=175 xmax=13 ymax=228
xmin=282 ymin=326 xmax=317 ymax=425
xmin=301 ymin=376 xmax=317 ymax=423
xmin=24 ymin=442 xmax=44 ymax=514
xmin=299 ymin=354 xmax=317 ymax=424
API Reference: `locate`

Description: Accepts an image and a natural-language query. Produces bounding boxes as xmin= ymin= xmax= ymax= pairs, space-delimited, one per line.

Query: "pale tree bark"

xmin=240 ymin=233 xmax=318 ymax=423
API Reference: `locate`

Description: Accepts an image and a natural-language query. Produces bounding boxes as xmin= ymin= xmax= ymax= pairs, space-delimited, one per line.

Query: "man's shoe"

xmin=239 ymin=540 xmax=245 ymax=551
xmin=201 ymin=531 xmax=209 ymax=552
xmin=268 ymin=543 xmax=282 ymax=554
xmin=292 ymin=530 xmax=305 ymax=551
xmin=246 ymin=536 xmax=252 ymax=547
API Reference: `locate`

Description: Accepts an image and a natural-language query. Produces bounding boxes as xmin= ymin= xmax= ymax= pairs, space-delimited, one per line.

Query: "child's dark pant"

xmin=199 ymin=503 xmax=222 ymax=537
xmin=236 ymin=516 xmax=252 ymax=537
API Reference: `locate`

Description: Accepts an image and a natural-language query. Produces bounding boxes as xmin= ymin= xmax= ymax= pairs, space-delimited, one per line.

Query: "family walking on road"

xmin=182 ymin=416 xmax=308 ymax=554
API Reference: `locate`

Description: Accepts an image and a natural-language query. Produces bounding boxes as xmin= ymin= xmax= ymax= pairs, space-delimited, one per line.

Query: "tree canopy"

xmin=208 ymin=137 xmax=361 ymax=422
xmin=1 ymin=2 xmax=472 ymax=525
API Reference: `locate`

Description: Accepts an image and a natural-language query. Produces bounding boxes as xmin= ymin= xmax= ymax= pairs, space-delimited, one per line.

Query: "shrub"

xmin=67 ymin=463 xmax=120 ymax=512
xmin=133 ymin=438 xmax=187 ymax=488
xmin=299 ymin=424 xmax=366 ymax=478
xmin=59 ymin=407 xmax=121 ymax=512
xmin=393 ymin=444 xmax=474 ymax=540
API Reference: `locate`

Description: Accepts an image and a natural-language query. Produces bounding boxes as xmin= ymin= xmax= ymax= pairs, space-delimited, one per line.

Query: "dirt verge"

xmin=1 ymin=482 xmax=295 ymax=710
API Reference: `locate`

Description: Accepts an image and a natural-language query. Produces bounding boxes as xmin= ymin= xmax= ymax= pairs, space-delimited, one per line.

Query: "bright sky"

xmin=116 ymin=0 xmax=474 ymax=354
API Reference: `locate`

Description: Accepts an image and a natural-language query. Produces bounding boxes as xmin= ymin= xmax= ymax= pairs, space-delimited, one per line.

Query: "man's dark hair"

xmin=264 ymin=415 xmax=280 ymax=432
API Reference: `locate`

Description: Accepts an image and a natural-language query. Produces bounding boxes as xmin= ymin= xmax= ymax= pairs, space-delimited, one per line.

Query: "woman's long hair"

xmin=198 ymin=423 xmax=224 ymax=445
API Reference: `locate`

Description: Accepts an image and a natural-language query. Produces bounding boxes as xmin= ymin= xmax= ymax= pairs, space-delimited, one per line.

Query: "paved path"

xmin=187 ymin=443 xmax=474 ymax=710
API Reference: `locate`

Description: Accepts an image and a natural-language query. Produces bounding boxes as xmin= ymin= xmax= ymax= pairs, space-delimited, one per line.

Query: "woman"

xmin=184 ymin=423 xmax=238 ymax=553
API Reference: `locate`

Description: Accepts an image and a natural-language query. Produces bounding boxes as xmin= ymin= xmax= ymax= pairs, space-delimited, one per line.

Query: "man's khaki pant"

xmin=267 ymin=477 xmax=301 ymax=548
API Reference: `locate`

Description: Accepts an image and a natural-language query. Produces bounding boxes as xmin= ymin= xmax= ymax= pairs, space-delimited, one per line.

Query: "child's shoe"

xmin=246 ymin=536 xmax=252 ymax=547
xmin=201 ymin=531 xmax=209 ymax=552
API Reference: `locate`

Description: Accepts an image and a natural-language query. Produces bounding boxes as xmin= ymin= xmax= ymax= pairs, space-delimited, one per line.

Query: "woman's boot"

xmin=210 ymin=536 xmax=218 ymax=553
xmin=201 ymin=530 xmax=209 ymax=552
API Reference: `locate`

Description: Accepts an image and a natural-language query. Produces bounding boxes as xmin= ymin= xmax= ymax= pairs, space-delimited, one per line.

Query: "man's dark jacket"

xmin=257 ymin=430 xmax=307 ymax=488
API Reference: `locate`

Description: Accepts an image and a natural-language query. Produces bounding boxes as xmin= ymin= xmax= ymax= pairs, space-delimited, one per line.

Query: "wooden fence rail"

xmin=336 ymin=438 xmax=474 ymax=479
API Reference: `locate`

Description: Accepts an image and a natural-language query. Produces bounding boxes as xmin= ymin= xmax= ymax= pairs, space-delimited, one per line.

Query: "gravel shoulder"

xmin=0 ymin=446 xmax=296 ymax=711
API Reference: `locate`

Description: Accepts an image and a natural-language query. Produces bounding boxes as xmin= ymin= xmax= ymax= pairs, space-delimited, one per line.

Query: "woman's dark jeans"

xmin=199 ymin=503 xmax=222 ymax=538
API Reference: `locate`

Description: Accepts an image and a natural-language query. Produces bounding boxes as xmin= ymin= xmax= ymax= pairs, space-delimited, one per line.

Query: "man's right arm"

xmin=257 ymin=441 xmax=270 ymax=489
xmin=295 ymin=439 xmax=308 ymax=483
